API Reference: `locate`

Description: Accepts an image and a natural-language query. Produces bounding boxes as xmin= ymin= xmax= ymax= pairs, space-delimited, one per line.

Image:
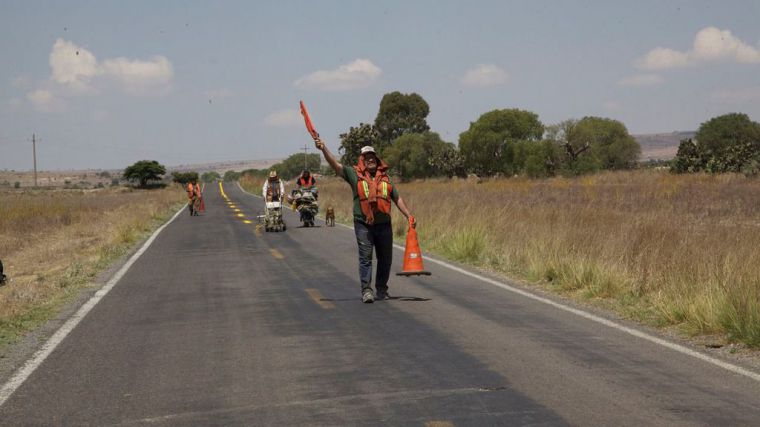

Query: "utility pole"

xmin=32 ymin=134 xmax=38 ymax=187
xmin=301 ymin=144 xmax=310 ymax=171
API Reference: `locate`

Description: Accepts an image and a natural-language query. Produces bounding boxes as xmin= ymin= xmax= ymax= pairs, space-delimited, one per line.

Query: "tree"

xmin=374 ymin=91 xmax=430 ymax=145
xmin=171 ymin=171 xmax=199 ymax=185
xmin=201 ymin=171 xmax=221 ymax=183
xmin=123 ymin=160 xmax=166 ymax=188
xmin=223 ymin=170 xmax=241 ymax=182
xmin=429 ymin=145 xmax=467 ymax=178
xmin=546 ymin=117 xmax=639 ymax=175
xmin=573 ymin=117 xmax=640 ymax=170
xmin=671 ymin=139 xmax=702 ymax=173
xmin=339 ymin=123 xmax=381 ymax=166
xmin=458 ymin=109 xmax=544 ymax=176
xmin=697 ymin=113 xmax=760 ymax=174
xmin=276 ymin=153 xmax=321 ymax=180
xmin=381 ymin=132 xmax=452 ymax=180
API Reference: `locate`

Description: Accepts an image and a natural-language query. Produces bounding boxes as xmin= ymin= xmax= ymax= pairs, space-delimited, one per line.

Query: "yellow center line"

xmin=234 ymin=208 xmax=241 ymax=212
xmin=269 ymin=248 xmax=284 ymax=259
xmin=305 ymin=288 xmax=335 ymax=310
xmin=425 ymin=422 xmax=454 ymax=427
xmin=243 ymin=220 xmax=252 ymax=224
xmin=236 ymin=213 xmax=245 ymax=218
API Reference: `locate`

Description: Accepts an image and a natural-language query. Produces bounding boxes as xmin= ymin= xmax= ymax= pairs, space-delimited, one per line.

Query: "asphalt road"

xmin=1 ymin=182 xmax=759 ymax=426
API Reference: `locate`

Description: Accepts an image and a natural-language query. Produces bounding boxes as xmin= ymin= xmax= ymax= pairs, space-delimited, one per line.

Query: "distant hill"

xmin=168 ymin=158 xmax=282 ymax=174
xmin=634 ymin=131 xmax=695 ymax=161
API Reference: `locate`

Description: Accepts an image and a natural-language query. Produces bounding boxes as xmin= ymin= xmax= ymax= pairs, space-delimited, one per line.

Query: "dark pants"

xmin=354 ymin=220 xmax=393 ymax=293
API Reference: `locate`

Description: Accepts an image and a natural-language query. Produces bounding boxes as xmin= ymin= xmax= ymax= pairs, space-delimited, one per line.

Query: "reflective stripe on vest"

xmin=381 ymin=182 xmax=388 ymax=198
xmin=361 ymin=181 xmax=370 ymax=199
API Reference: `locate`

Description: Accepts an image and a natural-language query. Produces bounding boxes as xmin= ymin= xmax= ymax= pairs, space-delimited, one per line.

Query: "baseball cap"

xmin=360 ymin=146 xmax=376 ymax=155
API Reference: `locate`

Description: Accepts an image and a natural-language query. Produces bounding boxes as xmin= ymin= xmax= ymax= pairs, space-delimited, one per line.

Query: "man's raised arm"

xmin=314 ymin=137 xmax=343 ymax=177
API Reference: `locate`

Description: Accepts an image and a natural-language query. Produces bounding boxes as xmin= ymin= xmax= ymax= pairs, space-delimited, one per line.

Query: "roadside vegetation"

xmin=0 ymin=185 xmax=185 ymax=349
xmin=316 ymin=172 xmax=760 ymax=348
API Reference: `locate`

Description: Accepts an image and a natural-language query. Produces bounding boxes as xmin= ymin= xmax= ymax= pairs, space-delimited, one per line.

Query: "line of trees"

xmin=335 ymin=91 xmax=641 ymax=181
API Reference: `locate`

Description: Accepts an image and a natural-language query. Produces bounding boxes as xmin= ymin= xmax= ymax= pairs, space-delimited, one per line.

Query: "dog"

xmin=325 ymin=206 xmax=335 ymax=227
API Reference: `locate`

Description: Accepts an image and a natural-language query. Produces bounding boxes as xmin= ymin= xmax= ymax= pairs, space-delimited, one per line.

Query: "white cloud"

xmin=27 ymin=89 xmax=64 ymax=112
xmin=45 ymin=38 xmax=173 ymax=95
xmin=636 ymin=27 xmax=760 ymax=70
xmin=618 ymin=73 xmax=665 ymax=86
xmin=294 ymin=59 xmax=381 ymax=91
xmin=460 ymin=64 xmax=509 ymax=87
xmin=49 ymin=39 xmax=102 ymax=91
xmin=101 ymin=56 xmax=173 ymax=93
xmin=264 ymin=109 xmax=303 ymax=127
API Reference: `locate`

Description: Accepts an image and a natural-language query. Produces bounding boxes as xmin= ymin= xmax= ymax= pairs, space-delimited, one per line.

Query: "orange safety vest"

xmin=353 ymin=157 xmax=392 ymax=224
xmin=298 ymin=176 xmax=315 ymax=187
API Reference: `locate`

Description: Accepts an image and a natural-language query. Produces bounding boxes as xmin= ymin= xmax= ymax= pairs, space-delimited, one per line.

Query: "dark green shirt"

xmin=342 ymin=165 xmax=399 ymax=224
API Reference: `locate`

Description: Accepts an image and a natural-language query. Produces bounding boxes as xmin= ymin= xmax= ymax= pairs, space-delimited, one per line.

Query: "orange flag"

xmin=300 ymin=100 xmax=319 ymax=139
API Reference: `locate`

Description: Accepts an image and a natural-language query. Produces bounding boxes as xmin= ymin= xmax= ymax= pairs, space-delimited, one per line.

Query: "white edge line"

xmin=0 ymin=205 xmax=187 ymax=407
xmin=235 ymin=180 xmax=760 ymax=383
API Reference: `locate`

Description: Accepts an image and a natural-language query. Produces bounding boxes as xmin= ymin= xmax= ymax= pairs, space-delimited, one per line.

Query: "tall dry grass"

xmin=316 ymin=170 xmax=760 ymax=347
xmin=0 ymin=186 xmax=185 ymax=348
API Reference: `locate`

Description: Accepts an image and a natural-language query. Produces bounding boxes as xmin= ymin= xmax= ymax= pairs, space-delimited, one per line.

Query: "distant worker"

xmin=297 ymin=170 xmax=316 ymax=188
xmin=262 ymin=170 xmax=285 ymax=202
xmin=186 ymin=180 xmax=197 ymax=216
xmin=193 ymin=180 xmax=204 ymax=215
xmin=313 ymin=138 xmax=414 ymax=303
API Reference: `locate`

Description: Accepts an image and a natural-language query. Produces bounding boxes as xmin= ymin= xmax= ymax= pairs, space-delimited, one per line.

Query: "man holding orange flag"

xmin=314 ymin=137 xmax=415 ymax=303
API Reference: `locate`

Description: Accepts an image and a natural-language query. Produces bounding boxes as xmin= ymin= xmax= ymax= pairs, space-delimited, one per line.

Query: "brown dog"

xmin=325 ymin=206 xmax=335 ymax=227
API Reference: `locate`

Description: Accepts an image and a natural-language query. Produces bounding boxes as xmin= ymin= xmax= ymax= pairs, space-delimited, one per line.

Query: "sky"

xmin=1 ymin=0 xmax=760 ymax=170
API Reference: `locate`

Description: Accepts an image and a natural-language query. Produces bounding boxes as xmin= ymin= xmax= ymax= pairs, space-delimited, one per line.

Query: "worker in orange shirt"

xmin=187 ymin=179 xmax=202 ymax=216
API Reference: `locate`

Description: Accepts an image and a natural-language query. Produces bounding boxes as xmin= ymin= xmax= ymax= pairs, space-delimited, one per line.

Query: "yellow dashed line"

xmin=269 ymin=249 xmax=284 ymax=259
xmin=305 ymin=288 xmax=335 ymax=310
xmin=243 ymin=220 xmax=252 ymax=224
xmin=234 ymin=208 xmax=241 ymax=212
xmin=236 ymin=213 xmax=245 ymax=218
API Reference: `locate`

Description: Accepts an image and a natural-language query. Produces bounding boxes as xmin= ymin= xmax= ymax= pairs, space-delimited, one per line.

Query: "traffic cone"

xmin=397 ymin=216 xmax=431 ymax=276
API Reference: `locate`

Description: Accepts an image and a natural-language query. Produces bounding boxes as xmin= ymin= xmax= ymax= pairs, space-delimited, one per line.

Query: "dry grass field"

xmin=0 ymin=185 xmax=185 ymax=348
xmin=309 ymin=170 xmax=760 ymax=348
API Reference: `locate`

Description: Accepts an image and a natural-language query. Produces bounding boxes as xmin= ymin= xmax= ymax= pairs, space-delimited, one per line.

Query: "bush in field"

xmin=672 ymin=113 xmax=760 ymax=175
xmin=223 ymin=170 xmax=241 ymax=182
xmin=171 ymin=171 xmax=199 ymax=185
xmin=382 ymin=132 xmax=453 ymax=181
xmin=458 ymin=109 xmax=544 ymax=176
xmin=111 ymin=178 xmax=120 ymax=186
xmin=124 ymin=160 xmax=166 ymax=188
xmin=201 ymin=171 xmax=221 ymax=183
xmin=14 ymin=182 xmax=20 ymax=189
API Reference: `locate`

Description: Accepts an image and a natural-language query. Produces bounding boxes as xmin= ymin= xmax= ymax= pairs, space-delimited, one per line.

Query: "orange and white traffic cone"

xmin=397 ymin=216 xmax=431 ymax=276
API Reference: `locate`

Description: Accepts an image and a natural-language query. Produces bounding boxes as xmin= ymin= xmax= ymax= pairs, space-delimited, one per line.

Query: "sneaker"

xmin=362 ymin=288 xmax=375 ymax=304
xmin=376 ymin=290 xmax=391 ymax=300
